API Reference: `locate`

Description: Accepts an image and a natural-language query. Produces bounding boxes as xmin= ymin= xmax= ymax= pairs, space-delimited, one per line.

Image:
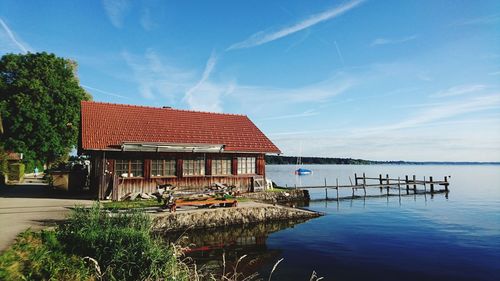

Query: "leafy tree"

xmin=0 ymin=52 xmax=91 ymax=167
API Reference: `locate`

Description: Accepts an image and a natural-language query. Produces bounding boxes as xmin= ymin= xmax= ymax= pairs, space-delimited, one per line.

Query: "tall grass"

xmin=0 ymin=230 xmax=92 ymax=281
xmin=0 ymin=203 xmax=190 ymax=281
xmin=57 ymin=203 xmax=189 ymax=280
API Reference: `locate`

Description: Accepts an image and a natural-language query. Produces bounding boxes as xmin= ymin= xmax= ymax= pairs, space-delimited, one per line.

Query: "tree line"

xmin=265 ymin=155 xmax=374 ymax=165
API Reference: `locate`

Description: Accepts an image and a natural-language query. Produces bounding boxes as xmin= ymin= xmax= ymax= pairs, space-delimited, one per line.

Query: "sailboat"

xmin=294 ymin=155 xmax=312 ymax=175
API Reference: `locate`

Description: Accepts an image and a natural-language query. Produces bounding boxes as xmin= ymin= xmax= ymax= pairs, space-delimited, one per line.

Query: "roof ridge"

xmin=81 ymin=100 xmax=246 ymax=117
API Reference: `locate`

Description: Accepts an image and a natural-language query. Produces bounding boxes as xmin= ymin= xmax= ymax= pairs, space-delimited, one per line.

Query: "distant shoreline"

xmin=265 ymin=155 xmax=500 ymax=165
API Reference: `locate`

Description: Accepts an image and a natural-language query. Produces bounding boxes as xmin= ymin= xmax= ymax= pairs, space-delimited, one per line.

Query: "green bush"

xmin=7 ymin=163 xmax=24 ymax=181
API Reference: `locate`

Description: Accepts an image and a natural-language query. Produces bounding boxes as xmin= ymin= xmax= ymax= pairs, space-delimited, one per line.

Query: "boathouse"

xmin=79 ymin=101 xmax=281 ymax=200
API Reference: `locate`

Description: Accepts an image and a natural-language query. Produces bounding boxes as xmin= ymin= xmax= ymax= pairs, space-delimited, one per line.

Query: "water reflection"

xmin=159 ymin=165 xmax=500 ymax=281
xmin=161 ymin=219 xmax=310 ymax=276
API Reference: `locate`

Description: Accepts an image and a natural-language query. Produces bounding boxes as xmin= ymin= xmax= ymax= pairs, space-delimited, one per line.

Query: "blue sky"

xmin=1 ymin=0 xmax=499 ymax=161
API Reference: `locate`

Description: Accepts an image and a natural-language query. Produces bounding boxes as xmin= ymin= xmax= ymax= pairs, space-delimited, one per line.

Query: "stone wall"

xmin=242 ymin=189 xmax=310 ymax=203
xmin=152 ymin=204 xmax=319 ymax=232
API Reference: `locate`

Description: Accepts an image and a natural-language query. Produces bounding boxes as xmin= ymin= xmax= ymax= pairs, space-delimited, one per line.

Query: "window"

xmin=116 ymin=160 xmax=144 ymax=177
xmin=212 ymin=157 xmax=232 ymax=175
xmin=183 ymin=158 xmax=205 ymax=176
xmin=151 ymin=159 xmax=176 ymax=177
xmin=237 ymin=157 xmax=256 ymax=174
xmin=115 ymin=160 xmax=129 ymax=177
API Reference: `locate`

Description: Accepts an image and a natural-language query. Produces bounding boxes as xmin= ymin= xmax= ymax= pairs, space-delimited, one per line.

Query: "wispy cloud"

xmin=0 ymin=17 xmax=31 ymax=53
xmin=450 ymin=14 xmax=500 ymax=26
xmin=227 ymin=0 xmax=365 ymax=50
xmin=432 ymin=84 xmax=488 ymax=98
xmin=122 ymin=49 xmax=195 ymax=101
xmin=334 ymin=41 xmax=345 ymax=66
xmin=269 ymin=95 xmax=500 ymax=161
xmin=140 ymin=8 xmax=155 ymax=31
xmin=370 ymin=35 xmax=418 ymax=47
xmin=230 ymin=77 xmax=354 ymax=112
xmin=102 ymin=0 xmax=131 ymax=28
xmin=184 ymin=51 xmax=225 ymax=112
xmin=488 ymin=71 xmax=500 ymax=76
xmin=81 ymin=84 xmax=131 ymax=99
xmin=121 ymin=49 xmax=236 ymax=112
xmin=260 ymin=109 xmax=319 ymax=121
xmin=362 ymin=94 xmax=500 ymax=133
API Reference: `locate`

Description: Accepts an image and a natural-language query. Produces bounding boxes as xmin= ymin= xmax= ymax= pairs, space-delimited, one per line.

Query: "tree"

xmin=0 ymin=52 xmax=91 ymax=167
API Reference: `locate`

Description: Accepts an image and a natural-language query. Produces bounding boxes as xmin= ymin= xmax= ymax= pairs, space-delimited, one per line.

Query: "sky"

xmin=0 ymin=0 xmax=499 ymax=161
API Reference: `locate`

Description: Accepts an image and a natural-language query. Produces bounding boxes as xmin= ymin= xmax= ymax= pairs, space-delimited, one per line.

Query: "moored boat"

xmin=295 ymin=168 xmax=312 ymax=175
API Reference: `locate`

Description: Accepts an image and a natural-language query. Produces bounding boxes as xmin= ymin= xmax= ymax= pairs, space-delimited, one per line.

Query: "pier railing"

xmin=284 ymin=173 xmax=450 ymax=201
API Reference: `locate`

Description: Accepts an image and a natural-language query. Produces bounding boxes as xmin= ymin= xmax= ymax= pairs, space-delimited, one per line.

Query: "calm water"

xmin=174 ymin=165 xmax=500 ymax=281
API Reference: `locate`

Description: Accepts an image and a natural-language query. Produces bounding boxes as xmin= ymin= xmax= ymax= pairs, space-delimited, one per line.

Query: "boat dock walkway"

xmin=284 ymin=173 xmax=450 ymax=201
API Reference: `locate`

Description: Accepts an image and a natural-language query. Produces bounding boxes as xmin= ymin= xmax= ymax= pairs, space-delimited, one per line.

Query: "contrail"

xmin=227 ymin=0 xmax=365 ymax=50
xmin=334 ymin=40 xmax=345 ymax=66
xmin=0 ymin=17 xmax=29 ymax=53
xmin=81 ymin=84 xmax=130 ymax=99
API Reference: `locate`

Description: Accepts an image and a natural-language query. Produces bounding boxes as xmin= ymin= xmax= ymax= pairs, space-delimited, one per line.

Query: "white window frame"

xmin=182 ymin=157 xmax=205 ymax=176
xmin=237 ymin=157 xmax=256 ymax=175
xmin=151 ymin=159 xmax=176 ymax=177
xmin=212 ymin=157 xmax=232 ymax=175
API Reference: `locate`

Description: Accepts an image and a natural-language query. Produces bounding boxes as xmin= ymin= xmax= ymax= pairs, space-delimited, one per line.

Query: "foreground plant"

xmin=57 ymin=203 xmax=189 ymax=280
xmin=0 ymin=203 xmax=190 ymax=281
xmin=0 ymin=230 xmax=92 ymax=281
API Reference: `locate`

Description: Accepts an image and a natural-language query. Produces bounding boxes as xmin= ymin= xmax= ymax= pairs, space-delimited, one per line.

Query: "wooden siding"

xmin=114 ymin=175 xmax=256 ymax=200
xmin=88 ymin=151 xmax=266 ymax=200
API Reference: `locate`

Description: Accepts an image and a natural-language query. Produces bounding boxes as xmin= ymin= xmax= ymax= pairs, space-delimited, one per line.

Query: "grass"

xmin=265 ymin=187 xmax=290 ymax=193
xmin=0 ymin=203 xmax=190 ymax=281
xmin=0 ymin=230 xmax=93 ymax=281
xmin=101 ymin=198 xmax=162 ymax=209
xmin=58 ymin=204 xmax=189 ymax=280
xmin=0 ymin=202 xmax=318 ymax=280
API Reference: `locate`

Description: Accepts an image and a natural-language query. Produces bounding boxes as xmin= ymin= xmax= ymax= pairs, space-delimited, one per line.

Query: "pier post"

xmin=386 ymin=174 xmax=390 ymax=195
xmin=430 ymin=176 xmax=434 ymax=193
xmin=363 ymin=173 xmax=367 ymax=197
xmin=398 ymin=177 xmax=401 ymax=197
xmin=444 ymin=176 xmax=449 ymax=192
xmin=354 ymin=173 xmax=358 ymax=186
xmin=325 ymin=178 xmax=328 ymax=200
xmin=336 ymin=178 xmax=339 ymax=200
xmin=412 ymin=175 xmax=417 ymax=193
xmin=379 ymin=174 xmax=383 ymax=191
xmin=405 ymin=175 xmax=410 ymax=193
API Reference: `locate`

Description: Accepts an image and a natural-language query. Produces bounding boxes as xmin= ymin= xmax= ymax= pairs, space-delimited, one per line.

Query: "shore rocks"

xmin=152 ymin=204 xmax=320 ymax=232
xmin=242 ymin=189 xmax=310 ymax=203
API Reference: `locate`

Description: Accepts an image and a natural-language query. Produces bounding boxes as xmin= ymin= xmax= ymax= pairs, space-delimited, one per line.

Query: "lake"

xmin=174 ymin=165 xmax=500 ymax=281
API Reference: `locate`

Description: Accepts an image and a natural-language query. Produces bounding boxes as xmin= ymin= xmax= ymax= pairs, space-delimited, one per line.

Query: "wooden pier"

xmin=285 ymin=173 xmax=450 ymax=201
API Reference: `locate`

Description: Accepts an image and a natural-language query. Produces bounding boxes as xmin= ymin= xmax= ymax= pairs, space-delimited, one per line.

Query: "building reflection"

xmin=161 ymin=219 xmax=309 ymax=277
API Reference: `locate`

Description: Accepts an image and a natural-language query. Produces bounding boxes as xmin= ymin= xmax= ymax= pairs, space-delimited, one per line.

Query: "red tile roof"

xmin=80 ymin=101 xmax=281 ymax=154
xmin=6 ymin=152 xmax=22 ymax=161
